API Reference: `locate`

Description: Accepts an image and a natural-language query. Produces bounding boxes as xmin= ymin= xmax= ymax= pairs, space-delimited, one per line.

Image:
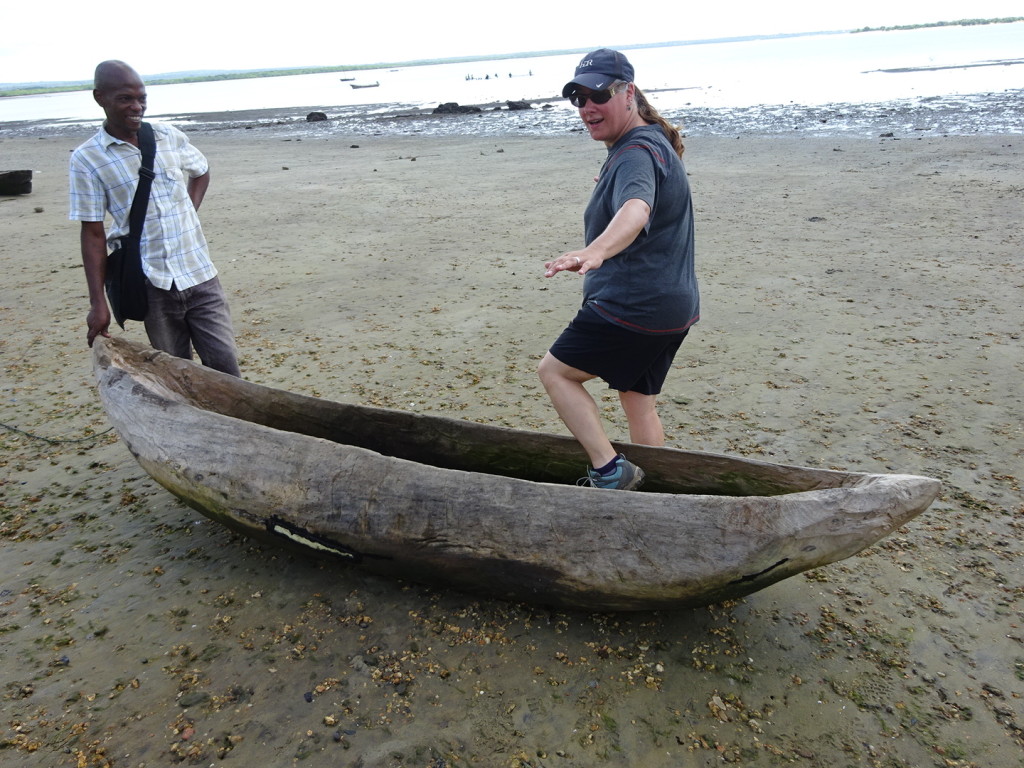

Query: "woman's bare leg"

xmin=537 ymin=352 xmax=618 ymax=468
xmin=619 ymin=390 xmax=664 ymax=446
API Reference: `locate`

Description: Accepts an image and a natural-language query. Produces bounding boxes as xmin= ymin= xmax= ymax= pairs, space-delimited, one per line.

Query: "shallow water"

xmin=3 ymin=23 xmax=1021 ymax=138
xmin=6 ymin=88 xmax=1021 ymax=142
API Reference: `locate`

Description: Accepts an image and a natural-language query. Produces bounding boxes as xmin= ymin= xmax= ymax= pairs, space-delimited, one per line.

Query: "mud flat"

xmin=1 ymin=125 xmax=1021 ymax=766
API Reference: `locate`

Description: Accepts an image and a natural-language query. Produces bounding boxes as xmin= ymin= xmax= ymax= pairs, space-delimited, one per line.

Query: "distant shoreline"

xmin=866 ymin=57 xmax=1024 ymax=74
xmin=3 ymin=33 xmax=845 ymax=97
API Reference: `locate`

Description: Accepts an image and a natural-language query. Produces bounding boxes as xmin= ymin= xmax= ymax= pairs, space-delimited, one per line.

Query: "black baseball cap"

xmin=562 ymin=49 xmax=635 ymax=97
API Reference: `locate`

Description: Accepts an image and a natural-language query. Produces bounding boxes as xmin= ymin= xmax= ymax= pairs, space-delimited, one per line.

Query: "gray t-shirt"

xmin=582 ymin=125 xmax=699 ymax=335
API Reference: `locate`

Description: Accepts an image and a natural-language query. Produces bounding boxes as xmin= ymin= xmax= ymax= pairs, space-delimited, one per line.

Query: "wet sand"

xmin=1 ymin=125 xmax=1022 ymax=766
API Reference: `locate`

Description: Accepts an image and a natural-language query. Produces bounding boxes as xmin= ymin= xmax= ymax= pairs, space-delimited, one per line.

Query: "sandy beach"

xmin=1 ymin=121 xmax=1022 ymax=766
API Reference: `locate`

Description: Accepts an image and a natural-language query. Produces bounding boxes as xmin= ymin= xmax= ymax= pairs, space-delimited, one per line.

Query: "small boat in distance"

xmin=350 ymin=81 xmax=379 ymax=89
xmin=92 ymin=337 xmax=940 ymax=612
xmin=339 ymin=77 xmax=355 ymax=81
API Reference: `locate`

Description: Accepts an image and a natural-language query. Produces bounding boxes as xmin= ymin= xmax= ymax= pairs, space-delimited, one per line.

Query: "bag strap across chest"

xmin=126 ymin=122 xmax=156 ymax=246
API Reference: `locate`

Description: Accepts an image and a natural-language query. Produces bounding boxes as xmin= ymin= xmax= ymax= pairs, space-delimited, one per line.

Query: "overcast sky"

xmin=4 ymin=0 xmax=1021 ymax=84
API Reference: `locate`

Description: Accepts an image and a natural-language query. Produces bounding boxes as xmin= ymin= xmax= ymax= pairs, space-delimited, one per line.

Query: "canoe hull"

xmin=93 ymin=338 xmax=940 ymax=610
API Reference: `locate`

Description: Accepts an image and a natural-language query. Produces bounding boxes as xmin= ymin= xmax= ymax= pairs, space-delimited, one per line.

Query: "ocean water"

xmin=2 ymin=23 xmax=1021 ymax=136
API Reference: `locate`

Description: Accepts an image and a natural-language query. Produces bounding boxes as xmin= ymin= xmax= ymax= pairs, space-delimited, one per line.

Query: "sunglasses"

xmin=568 ymin=82 xmax=625 ymax=108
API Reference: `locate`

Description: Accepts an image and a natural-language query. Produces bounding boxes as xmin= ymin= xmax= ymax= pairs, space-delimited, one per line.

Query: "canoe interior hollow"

xmin=106 ymin=340 xmax=876 ymax=498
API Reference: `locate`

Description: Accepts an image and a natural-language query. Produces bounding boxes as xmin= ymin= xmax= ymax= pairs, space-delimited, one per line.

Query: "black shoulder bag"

xmin=105 ymin=122 xmax=156 ymax=328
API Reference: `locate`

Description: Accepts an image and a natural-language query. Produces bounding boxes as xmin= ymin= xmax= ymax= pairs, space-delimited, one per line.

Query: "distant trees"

xmin=853 ymin=17 xmax=1023 ymax=33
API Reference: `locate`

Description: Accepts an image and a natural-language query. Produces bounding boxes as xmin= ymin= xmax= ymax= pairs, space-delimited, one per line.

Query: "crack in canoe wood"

xmin=729 ymin=558 xmax=790 ymax=584
xmin=267 ymin=516 xmax=365 ymax=561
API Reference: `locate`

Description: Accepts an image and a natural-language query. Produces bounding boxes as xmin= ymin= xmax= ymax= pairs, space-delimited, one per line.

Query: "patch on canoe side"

xmin=729 ymin=558 xmax=789 ymax=585
xmin=267 ymin=516 xmax=362 ymax=562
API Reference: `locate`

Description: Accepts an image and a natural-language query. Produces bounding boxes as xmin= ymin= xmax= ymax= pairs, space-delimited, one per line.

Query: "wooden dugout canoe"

xmin=92 ymin=337 xmax=940 ymax=611
xmin=0 ymin=169 xmax=32 ymax=195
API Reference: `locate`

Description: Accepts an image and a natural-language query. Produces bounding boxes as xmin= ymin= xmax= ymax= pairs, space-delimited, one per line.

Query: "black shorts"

xmin=548 ymin=304 xmax=688 ymax=395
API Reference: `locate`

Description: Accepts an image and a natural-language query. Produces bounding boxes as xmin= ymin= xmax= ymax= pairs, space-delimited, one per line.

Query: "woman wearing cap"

xmin=538 ymin=49 xmax=699 ymax=491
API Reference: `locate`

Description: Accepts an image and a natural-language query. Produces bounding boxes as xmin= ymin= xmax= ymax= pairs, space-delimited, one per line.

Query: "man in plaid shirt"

xmin=69 ymin=60 xmax=240 ymax=376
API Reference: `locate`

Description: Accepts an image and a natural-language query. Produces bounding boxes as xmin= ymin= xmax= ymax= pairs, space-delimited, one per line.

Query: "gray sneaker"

xmin=578 ymin=454 xmax=646 ymax=491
